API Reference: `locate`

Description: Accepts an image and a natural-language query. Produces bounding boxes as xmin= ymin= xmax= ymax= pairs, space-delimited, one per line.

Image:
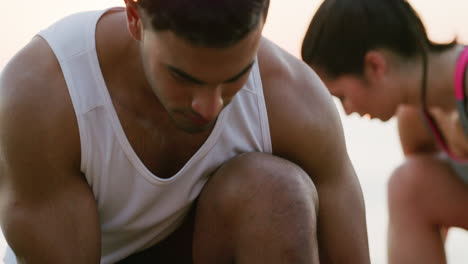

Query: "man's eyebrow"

xmin=166 ymin=61 xmax=255 ymax=85
xmin=224 ymin=62 xmax=255 ymax=83
xmin=167 ymin=66 xmax=205 ymax=85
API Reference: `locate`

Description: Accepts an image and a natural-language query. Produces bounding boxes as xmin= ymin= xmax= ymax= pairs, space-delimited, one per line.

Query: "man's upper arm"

xmin=0 ymin=37 xmax=101 ymax=263
xmin=259 ymin=39 xmax=370 ymax=263
xmin=396 ymin=106 xmax=438 ymax=156
xmin=259 ymin=38 xmax=358 ymax=188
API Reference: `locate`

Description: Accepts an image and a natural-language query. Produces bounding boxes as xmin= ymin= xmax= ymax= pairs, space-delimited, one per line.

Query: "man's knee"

xmin=198 ymin=152 xmax=319 ymax=219
xmin=193 ymin=153 xmax=320 ymax=263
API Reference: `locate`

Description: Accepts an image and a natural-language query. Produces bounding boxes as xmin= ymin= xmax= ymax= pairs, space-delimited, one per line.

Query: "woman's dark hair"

xmin=136 ymin=0 xmax=270 ymax=48
xmin=301 ymin=0 xmax=456 ymax=79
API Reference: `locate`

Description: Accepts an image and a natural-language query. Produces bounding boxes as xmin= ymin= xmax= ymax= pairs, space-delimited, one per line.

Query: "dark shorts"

xmin=117 ymin=204 xmax=197 ymax=264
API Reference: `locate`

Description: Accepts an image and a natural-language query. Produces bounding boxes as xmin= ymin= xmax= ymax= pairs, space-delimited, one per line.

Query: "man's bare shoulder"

xmin=258 ymin=38 xmax=327 ymax=94
xmin=1 ymin=36 xmax=69 ymax=110
xmin=258 ymin=38 xmax=342 ymax=153
xmin=0 ymin=36 xmax=80 ymax=172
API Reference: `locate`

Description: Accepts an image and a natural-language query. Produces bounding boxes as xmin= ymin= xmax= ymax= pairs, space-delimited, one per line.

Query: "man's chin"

xmin=174 ymin=121 xmax=216 ymax=134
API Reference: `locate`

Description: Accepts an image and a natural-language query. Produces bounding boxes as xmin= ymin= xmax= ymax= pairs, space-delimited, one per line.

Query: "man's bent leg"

xmin=193 ymin=152 xmax=320 ymax=264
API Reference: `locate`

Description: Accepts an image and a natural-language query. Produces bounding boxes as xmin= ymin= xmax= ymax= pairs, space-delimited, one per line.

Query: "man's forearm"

xmin=316 ymin=175 xmax=370 ymax=264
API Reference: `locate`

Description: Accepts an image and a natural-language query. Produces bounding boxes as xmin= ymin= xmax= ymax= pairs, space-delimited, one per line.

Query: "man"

xmin=0 ymin=0 xmax=370 ymax=263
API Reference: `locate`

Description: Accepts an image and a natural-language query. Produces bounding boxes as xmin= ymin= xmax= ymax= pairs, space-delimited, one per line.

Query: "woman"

xmin=301 ymin=0 xmax=468 ymax=263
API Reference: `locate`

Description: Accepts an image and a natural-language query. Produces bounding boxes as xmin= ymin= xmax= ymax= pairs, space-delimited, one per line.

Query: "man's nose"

xmin=191 ymin=85 xmax=224 ymax=122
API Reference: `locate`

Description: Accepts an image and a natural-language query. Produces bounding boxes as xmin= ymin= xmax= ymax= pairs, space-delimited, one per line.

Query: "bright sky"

xmin=2 ymin=0 xmax=467 ymax=68
xmin=1 ymin=1 xmax=468 ymax=263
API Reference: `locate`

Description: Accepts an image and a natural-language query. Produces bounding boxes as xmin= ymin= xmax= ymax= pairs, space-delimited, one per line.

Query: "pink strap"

xmin=454 ymin=47 xmax=468 ymax=100
xmin=423 ymin=110 xmax=464 ymax=162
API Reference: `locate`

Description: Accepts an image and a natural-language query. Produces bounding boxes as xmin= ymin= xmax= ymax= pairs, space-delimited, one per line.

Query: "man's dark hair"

xmin=301 ymin=0 xmax=456 ymax=79
xmin=136 ymin=0 xmax=270 ymax=48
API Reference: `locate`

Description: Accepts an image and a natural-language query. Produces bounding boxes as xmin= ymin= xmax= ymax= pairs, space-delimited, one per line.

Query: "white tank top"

xmin=4 ymin=8 xmax=272 ymax=264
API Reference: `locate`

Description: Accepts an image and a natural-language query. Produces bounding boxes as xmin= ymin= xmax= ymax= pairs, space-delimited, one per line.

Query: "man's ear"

xmin=363 ymin=50 xmax=388 ymax=84
xmin=124 ymin=0 xmax=143 ymax=40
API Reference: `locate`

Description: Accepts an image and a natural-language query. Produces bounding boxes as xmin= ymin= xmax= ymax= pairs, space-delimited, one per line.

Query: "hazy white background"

xmin=0 ymin=0 xmax=467 ymax=263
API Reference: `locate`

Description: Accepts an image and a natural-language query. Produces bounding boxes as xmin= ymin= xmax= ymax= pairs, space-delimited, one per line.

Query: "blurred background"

xmin=1 ymin=0 xmax=467 ymax=263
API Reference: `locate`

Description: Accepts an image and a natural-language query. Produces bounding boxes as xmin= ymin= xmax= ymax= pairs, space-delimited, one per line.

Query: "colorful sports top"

xmin=422 ymin=47 xmax=468 ymax=162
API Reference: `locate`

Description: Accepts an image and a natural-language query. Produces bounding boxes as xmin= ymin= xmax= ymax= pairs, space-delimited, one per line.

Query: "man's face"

xmin=138 ymin=23 xmax=264 ymax=133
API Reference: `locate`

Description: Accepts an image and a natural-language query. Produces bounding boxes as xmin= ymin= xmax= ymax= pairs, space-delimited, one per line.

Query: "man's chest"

xmin=115 ymin=106 xmax=211 ymax=178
